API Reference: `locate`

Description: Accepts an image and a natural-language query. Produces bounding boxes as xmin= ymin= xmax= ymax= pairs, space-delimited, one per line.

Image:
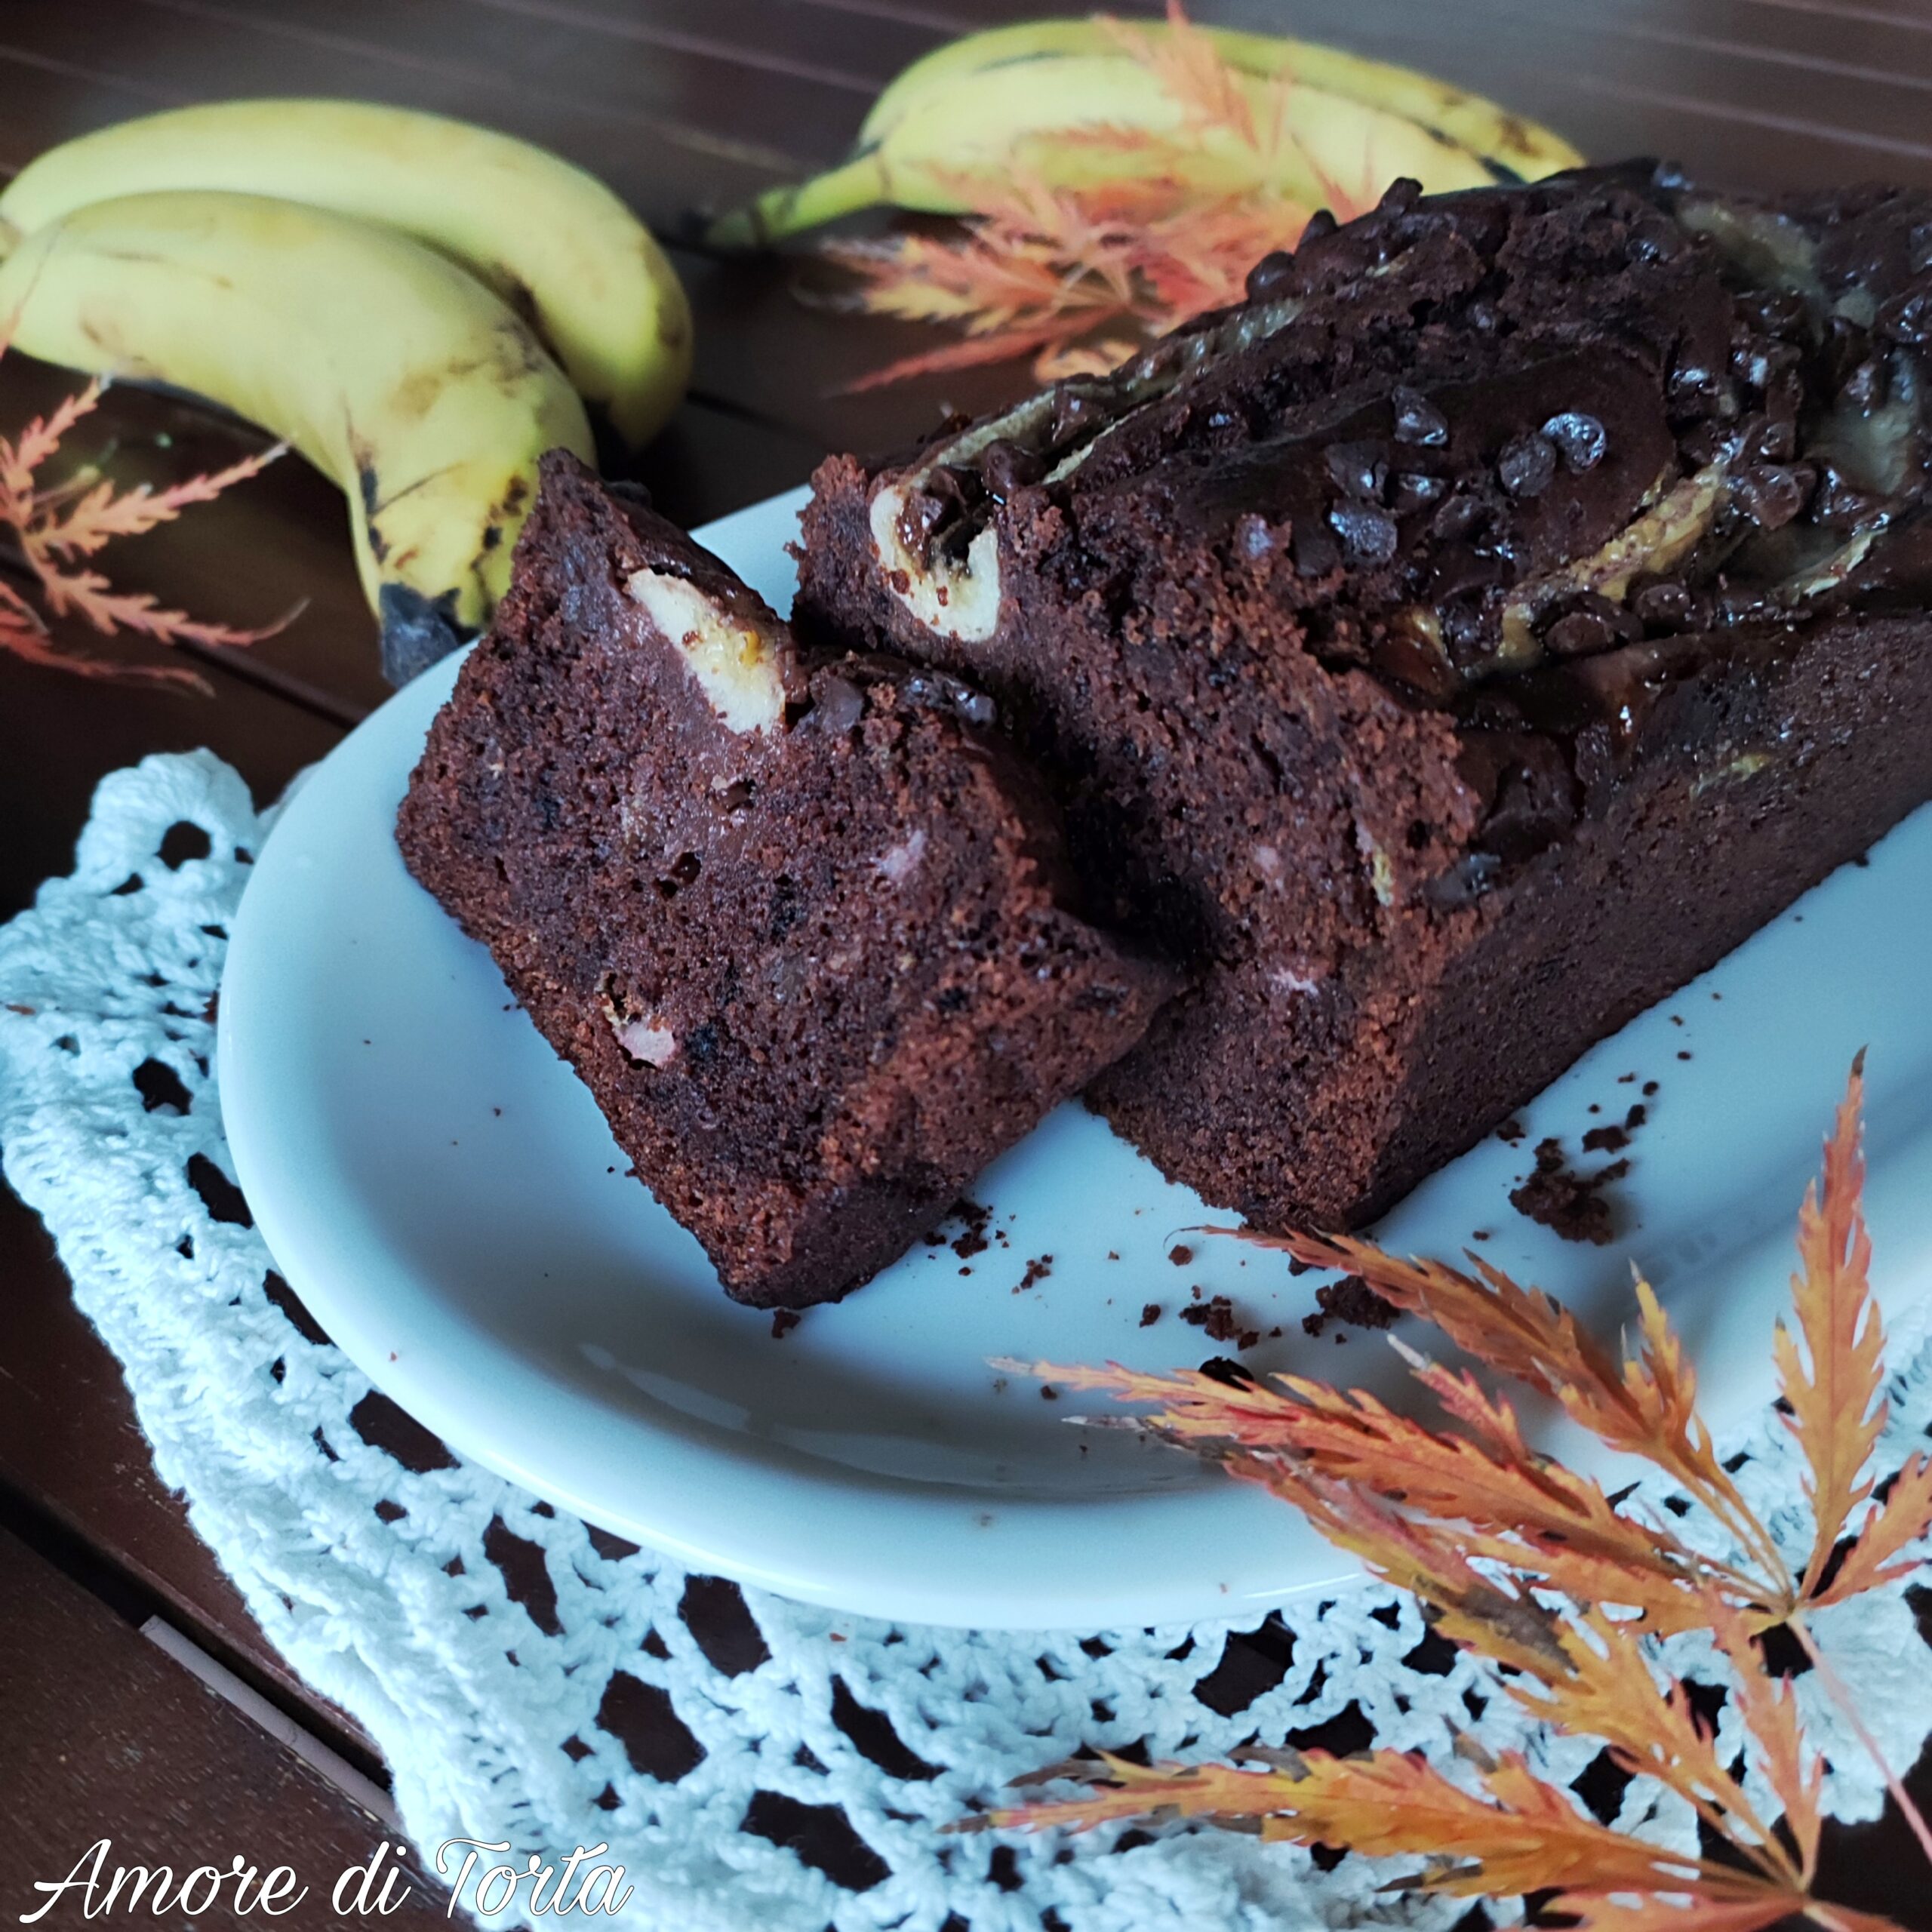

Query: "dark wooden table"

xmin=3 ymin=0 xmax=1931 ymax=1921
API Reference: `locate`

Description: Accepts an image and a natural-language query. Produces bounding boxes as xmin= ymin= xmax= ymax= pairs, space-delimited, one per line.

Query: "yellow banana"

xmin=0 ymin=100 xmax=691 ymax=448
xmin=711 ymin=20 xmax=1581 ymax=249
xmin=857 ymin=19 xmax=1581 ymax=182
xmin=0 ymin=190 xmax=595 ymax=681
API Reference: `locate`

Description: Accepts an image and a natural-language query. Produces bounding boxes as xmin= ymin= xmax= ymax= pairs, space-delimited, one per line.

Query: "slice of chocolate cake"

xmin=796 ymin=165 xmax=1932 ymax=1232
xmin=398 ymin=452 xmax=1171 ymax=1306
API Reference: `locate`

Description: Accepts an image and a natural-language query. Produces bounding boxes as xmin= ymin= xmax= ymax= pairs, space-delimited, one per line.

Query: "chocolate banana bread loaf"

xmin=398 ymin=452 xmax=1171 ymax=1306
xmin=795 ymin=165 xmax=1932 ymax=1231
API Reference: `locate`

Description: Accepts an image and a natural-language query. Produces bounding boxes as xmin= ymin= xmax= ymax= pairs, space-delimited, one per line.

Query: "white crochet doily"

xmin=4 ymin=750 xmax=1930 ymax=1932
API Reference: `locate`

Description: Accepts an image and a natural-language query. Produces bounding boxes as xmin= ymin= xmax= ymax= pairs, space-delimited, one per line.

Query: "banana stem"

xmin=707 ymin=152 xmax=892 ymax=251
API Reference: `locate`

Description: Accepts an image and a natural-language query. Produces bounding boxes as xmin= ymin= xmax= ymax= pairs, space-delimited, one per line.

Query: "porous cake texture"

xmin=399 ymin=453 xmax=1171 ymax=1305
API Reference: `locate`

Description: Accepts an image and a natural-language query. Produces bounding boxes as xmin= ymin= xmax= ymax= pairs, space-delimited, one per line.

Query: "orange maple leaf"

xmin=1776 ymin=1056 xmax=1890 ymax=1597
xmin=1813 ymin=1450 xmax=1932 ymax=1606
xmin=1238 ymin=1229 xmax=1789 ymax=1590
xmin=820 ymin=2 xmax=1347 ymax=385
xmin=992 ymin=1066 xmax=1927 ymax=1930
xmin=0 ymin=362 xmax=289 ymax=684
xmin=988 ymin=1746 xmax=1823 ymax=1915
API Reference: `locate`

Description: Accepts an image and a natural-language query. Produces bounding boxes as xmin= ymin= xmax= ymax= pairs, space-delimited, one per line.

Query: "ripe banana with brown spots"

xmin=0 ymin=189 xmax=595 ymax=681
xmin=0 ymin=99 xmax=691 ymax=450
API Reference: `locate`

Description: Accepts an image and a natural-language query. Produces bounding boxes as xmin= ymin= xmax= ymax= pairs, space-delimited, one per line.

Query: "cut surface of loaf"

xmin=795 ymin=165 xmax=1932 ymax=1231
xmin=397 ymin=453 xmax=1171 ymax=1306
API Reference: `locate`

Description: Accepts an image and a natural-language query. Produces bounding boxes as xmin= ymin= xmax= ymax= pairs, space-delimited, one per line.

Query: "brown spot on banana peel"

xmin=468 ymin=472 xmax=534 ymax=582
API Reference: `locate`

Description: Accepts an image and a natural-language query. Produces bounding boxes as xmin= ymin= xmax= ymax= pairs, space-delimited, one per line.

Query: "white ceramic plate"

xmin=220 ymin=485 xmax=1932 ymax=1630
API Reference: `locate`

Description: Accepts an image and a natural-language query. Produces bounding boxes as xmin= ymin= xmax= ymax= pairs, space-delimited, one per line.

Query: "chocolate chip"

xmin=1839 ymin=357 xmax=1890 ymax=411
xmin=1244 ymin=250 xmax=1297 ymax=299
xmin=1328 ymin=500 xmax=1399 ymax=563
xmin=1734 ymin=462 xmax=1814 ymax=531
xmin=1391 ymin=386 xmax=1449 ymax=447
xmin=1430 ymin=490 xmax=1487 ymax=541
xmin=1667 ymin=361 xmax=1721 ymax=416
xmin=811 ymin=674 xmax=865 ymax=734
xmin=1423 ymin=849 xmax=1501 ymax=907
xmin=980 ymin=438 xmax=1042 ymax=500
xmin=1738 ymin=288 xmax=1810 ymax=340
xmin=1812 ymin=463 xmax=1885 ymax=528
xmin=1879 ymin=291 xmax=1932 ymax=346
xmin=1300 ymin=208 xmax=1339 ymax=243
xmin=1377 ymin=177 xmax=1422 ymax=213
xmin=1541 ymin=411 xmax=1607 ymax=472
xmin=1543 ymin=605 xmax=1622 ymax=658
xmin=1440 ymin=600 xmax=1491 ymax=666
xmin=1051 ymin=386 xmax=1103 ymax=445
xmin=1746 ymin=414 xmax=1798 ymax=463
xmin=1633 ymin=580 xmax=1693 ymax=631
xmin=1388 ymin=472 xmax=1447 ymax=515
xmin=1324 ymin=439 xmax=1388 ymax=502
xmin=1497 ymin=431 xmax=1558 ymax=499
xmin=896 ymin=489 xmax=952 ymax=555
xmin=905 ymin=667 xmax=995 ymax=728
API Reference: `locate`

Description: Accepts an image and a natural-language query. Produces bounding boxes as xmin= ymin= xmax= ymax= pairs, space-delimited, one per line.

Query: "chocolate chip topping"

xmin=1324 ymin=439 xmax=1389 ymax=501
xmin=1392 ymin=386 xmax=1450 ymax=447
xmin=1329 ymin=500 xmax=1399 ymax=562
xmin=1497 ymin=430 xmax=1559 ymax=499
xmin=1542 ymin=411 xmax=1608 ymax=472
xmin=1244 ymin=250 xmax=1297 ymax=300
xmin=1734 ymin=462 xmax=1815 ymax=531
xmin=980 ymin=438 xmax=1044 ymax=501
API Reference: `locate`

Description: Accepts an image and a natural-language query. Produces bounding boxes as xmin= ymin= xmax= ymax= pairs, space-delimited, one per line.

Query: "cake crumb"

xmin=1582 ymin=1123 xmax=1629 ymax=1154
xmin=1140 ymin=1302 xmax=1162 ymax=1327
xmin=1015 ymin=1254 xmax=1054 ymax=1292
xmin=1643 ymin=1080 xmax=1660 ymax=1096
xmin=1496 ymin=1116 xmax=1527 ymax=1145
xmin=946 ymin=1197 xmax=992 ymax=1259
xmin=1472 ymin=1229 xmax=1491 ymax=1241
xmin=1678 ymin=1050 xmax=1693 ymax=1061
xmin=1509 ymin=1137 xmax=1629 ymax=1244
xmin=1625 ymin=1103 xmax=1647 ymax=1131
xmin=1302 ymin=1272 xmax=1396 ymax=1337
xmin=1040 ymin=1383 xmax=1059 ymax=1401
xmin=771 ymin=1309 xmax=801 ymax=1340
xmin=1617 ymin=1071 xmax=1636 ymax=1084
xmin=1180 ymin=1294 xmax=1240 ymax=1342
xmin=1168 ymin=1243 xmax=1194 ymax=1266
xmin=1107 ymin=1250 xmax=1121 ymax=1261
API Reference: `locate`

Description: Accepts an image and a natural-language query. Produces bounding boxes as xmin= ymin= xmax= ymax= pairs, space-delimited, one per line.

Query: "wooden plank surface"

xmin=1 ymin=0 xmax=1931 ymax=1913
xmin=0 ymin=1523 xmax=445 ymax=1923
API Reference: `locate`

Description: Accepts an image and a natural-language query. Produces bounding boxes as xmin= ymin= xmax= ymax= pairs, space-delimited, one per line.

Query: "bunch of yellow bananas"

xmin=712 ymin=17 xmax=1582 ymax=248
xmin=0 ymin=102 xmax=693 ymax=681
